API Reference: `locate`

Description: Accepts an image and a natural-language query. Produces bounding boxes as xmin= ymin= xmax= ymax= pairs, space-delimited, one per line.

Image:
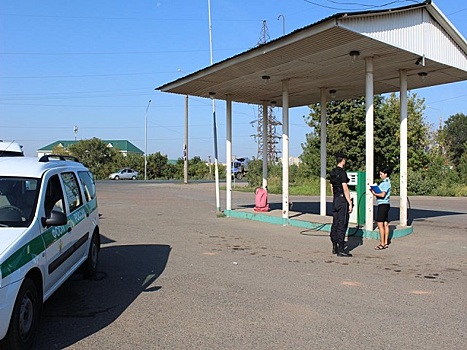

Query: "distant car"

xmin=0 ymin=155 xmax=100 ymax=349
xmin=109 ymin=168 xmax=138 ymax=180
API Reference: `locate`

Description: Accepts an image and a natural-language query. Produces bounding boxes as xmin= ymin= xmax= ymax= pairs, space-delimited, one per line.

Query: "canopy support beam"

xmin=400 ymin=70 xmax=408 ymax=226
xmin=262 ymin=101 xmax=269 ymax=189
xmin=320 ymin=87 xmax=328 ymax=216
xmin=365 ymin=57 xmax=375 ymax=232
xmin=282 ymin=79 xmax=290 ymax=220
xmin=226 ymin=95 xmax=232 ymax=211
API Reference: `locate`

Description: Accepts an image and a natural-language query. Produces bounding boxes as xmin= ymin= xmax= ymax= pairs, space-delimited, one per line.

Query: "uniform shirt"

xmin=376 ymin=177 xmax=391 ymax=205
xmin=330 ymin=167 xmax=349 ymax=196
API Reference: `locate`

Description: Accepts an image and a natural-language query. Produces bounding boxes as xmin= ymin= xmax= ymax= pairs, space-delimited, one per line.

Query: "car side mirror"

xmin=42 ymin=210 xmax=67 ymax=227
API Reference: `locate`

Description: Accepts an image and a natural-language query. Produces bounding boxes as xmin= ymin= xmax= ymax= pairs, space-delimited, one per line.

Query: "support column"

xmin=282 ymin=80 xmax=290 ymax=220
xmin=226 ymin=95 xmax=232 ymax=211
xmin=184 ymin=95 xmax=189 ymax=184
xmin=320 ymin=88 xmax=327 ymax=216
xmin=365 ymin=57 xmax=375 ymax=232
xmin=399 ymin=70 xmax=408 ymax=226
xmin=262 ymin=101 xmax=268 ymax=189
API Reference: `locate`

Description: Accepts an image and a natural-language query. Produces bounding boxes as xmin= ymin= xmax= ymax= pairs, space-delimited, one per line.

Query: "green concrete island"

xmin=224 ymin=209 xmax=413 ymax=240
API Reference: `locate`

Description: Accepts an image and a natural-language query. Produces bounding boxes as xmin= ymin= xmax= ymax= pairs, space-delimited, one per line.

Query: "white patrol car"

xmin=0 ymin=155 xmax=100 ymax=349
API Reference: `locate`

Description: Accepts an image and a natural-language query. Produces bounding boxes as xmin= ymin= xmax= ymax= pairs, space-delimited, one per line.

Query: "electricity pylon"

xmin=252 ymin=20 xmax=281 ymax=162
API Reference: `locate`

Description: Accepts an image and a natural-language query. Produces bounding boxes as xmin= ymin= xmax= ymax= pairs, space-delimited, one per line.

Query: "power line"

xmin=303 ymin=0 xmax=421 ymax=11
xmin=0 ymin=48 xmax=246 ymax=56
xmin=0 ymin=71 xmax=180 ymax=79
xmin=0 ymin=12 xmax=260 ymax=22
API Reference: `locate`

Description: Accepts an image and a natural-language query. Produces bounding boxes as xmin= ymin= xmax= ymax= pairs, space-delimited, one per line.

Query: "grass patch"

xmin=223 ymin=178 xmax=467 ymax=197
xmin=223 ymin=178 xmax=332 ymax=196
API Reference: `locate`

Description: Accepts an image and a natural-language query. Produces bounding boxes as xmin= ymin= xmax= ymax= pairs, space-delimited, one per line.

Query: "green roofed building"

xmin=37 ymin=140 xmax=143 ymax=157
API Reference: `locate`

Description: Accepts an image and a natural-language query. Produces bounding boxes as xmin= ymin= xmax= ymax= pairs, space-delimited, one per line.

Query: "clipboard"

xmin=370 ymin=184 xmax=382 ymax=194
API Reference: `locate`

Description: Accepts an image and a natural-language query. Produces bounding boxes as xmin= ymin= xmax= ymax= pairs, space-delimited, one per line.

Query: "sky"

xmin=1 ymin=0 xmax=466 ymax=161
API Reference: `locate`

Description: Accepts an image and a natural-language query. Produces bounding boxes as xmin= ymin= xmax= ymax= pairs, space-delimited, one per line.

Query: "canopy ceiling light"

xmin=349 ymin=50 xmax=360 ymax=63
xmin=418 ymin=72 xmax=428 ymax=82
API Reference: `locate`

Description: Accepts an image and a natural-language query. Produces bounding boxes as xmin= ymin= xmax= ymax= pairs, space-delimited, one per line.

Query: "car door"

xmin=59 ymin=171 xmax=89 ymax=268
xmin=122 ymin=169 xmax=130 ymax=179
xmin=41 ymin=173 xmax=75 ymax=292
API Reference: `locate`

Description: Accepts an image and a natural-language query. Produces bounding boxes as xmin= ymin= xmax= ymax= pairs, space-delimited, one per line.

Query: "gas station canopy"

xmin=157 ymin=1 xmax=467 ymax=108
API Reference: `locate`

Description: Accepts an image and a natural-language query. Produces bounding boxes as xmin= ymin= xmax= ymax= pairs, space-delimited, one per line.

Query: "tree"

xmin=378 ymin=93 xmax=430 ymax=171
xmin=147 ymin=152 xmax=171 ymax=179
xmin=68 ymin=138 xmax=118 ymax=179
xmin=458 ymin=148 xmax=467 ymax=185
xmin=301 ymin=93 xmax=430 ymax=177
xmin=111 ymin=152 xmax=144 ymax=175
xmin=442 ymin=113 xmax=467 ymax=167
xmin=302 ymin=96 xmax=379 ymax=175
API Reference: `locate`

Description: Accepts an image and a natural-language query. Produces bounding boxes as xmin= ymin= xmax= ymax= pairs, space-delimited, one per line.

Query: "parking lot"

xmin=35 ymin=181 xmax=467 ymax=349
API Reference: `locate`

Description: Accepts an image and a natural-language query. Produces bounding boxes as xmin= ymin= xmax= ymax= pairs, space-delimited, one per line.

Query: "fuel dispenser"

xmin=347 ymin=171 xmax=366 ymax=225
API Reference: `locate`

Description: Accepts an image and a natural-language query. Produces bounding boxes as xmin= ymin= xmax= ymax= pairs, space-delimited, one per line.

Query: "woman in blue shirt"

xmin=370 ymin=167 xmax=391 ymax=250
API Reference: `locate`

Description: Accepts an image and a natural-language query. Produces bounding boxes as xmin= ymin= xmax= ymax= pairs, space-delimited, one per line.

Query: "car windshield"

xmin=0 ymin=177 xmax=40 ymax=228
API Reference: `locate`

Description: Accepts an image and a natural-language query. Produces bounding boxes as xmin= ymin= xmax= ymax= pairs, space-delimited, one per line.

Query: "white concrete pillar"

xmin=262 ymin=101 xmax=268 ymax=189
xmin=282 ymin=80 xmax=290 ymax=220
xmin=399 ymin=70 xmax=408 ymax=226
xmin=320 ymin=88 xmax=327 ymax=216
xmin=226 ymin=96 xmax=232 ymax=210
xmin=365 ymin=57 xmax=375 ymax=232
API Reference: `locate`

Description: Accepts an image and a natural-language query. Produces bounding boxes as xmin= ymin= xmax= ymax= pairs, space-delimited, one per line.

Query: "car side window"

xmin=44 ymin=175 xmax=65 ymax=217
xmin=60 ymin=172 xmax=83 ymax=213
xmin=78 ymin=171 xmax=96 ymax=202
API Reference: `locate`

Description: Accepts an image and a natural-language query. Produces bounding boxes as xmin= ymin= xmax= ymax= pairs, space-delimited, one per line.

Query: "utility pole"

xmin=144 ymin=99 xmax=152 ymax=181
xmin=184 ymin=95 xmax=189 ymax=183
xmin=208 ymin=0 xmax=221 ymax=212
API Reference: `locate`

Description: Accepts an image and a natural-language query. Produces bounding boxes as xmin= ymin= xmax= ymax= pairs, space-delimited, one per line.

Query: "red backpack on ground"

xmin=254 ymin=187 xmax=269 ymax=212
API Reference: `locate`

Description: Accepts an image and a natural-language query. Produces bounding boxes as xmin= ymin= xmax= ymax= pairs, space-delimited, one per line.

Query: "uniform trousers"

xmin=330 ymin=195 xmax=349 ymax=247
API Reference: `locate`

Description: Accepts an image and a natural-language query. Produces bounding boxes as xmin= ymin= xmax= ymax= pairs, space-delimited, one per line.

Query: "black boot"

xmin=332 ymin=242 xmax=338 ymax=254
xmin=336 ymin=244 xmax=352 ymax=257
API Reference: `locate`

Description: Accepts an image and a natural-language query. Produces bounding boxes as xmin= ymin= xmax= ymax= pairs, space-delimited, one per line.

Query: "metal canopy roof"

xmin=157 ymin=1 xmax=467 ymax=108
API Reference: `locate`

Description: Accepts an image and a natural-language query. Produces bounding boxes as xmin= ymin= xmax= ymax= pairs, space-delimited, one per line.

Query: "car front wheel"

xmin=1 ymin=278 xmax=41 ymax=350
xmin=82 ymin=233 xmax=100 ymax=278
xmin=114 ymin=175 xmax=120 ymax=180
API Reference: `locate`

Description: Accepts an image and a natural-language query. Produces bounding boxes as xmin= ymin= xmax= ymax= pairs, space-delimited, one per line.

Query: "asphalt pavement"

xmin=35 ymin=181 xmax=467 ymax=350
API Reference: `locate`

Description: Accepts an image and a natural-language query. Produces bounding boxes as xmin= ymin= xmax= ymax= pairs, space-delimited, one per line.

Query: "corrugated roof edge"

xmin=156 ymin=1 xmax=433 ymax=92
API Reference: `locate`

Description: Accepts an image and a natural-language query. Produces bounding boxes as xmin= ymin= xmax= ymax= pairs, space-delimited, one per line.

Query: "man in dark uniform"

xmin=330 ymin=153 xmax=353 ymax=257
